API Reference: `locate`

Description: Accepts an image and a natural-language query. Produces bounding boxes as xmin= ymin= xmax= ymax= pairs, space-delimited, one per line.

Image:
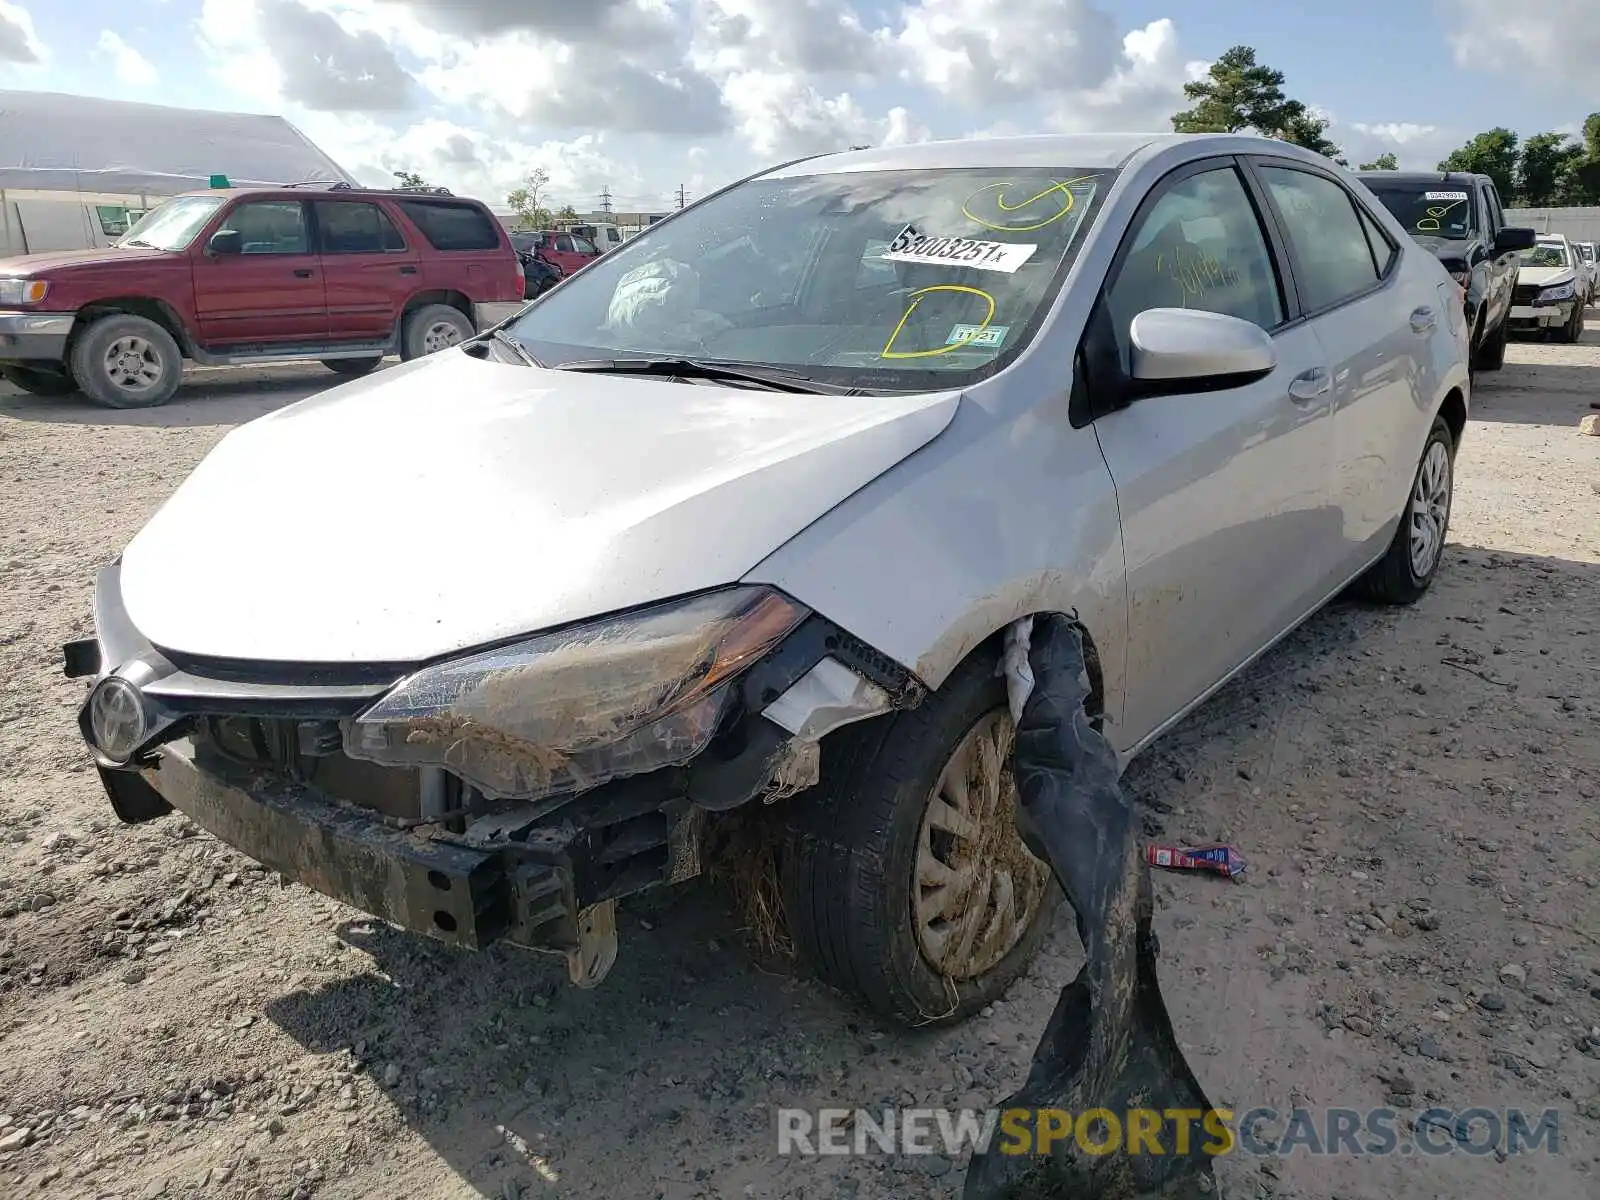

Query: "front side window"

xmin=314 ymin=201 xmax=406 ymax=254
xmin=503 ymin=166 xmax=1113 ymax=391
xmin=1365 ymin=183 xmax=1475 ymax=240
xmin=555 ymin=235 xmax=576 ymax=253
xmin=1104 ymin=165 xmax=1283 ymax=359
xmin=225 ymin=201 xmax=310 ymax=255
xmin=117 ymin=195 xmax=226 ymax=251
xmin=1260 ymin=166 xmax=1380 ymax=311
xmin=1520 ymin=241 xmax=1570 ymax=268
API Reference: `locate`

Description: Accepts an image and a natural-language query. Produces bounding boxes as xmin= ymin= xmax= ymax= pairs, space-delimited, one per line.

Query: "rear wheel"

xmin=321 ymin=357 xmax=383 ymax=377
xmin=0 ymin=363 xmax=77 ymax=396
xmin=1565 ymin=303 xmax=1586 ymax=343
xmin=401 ymin=305 xmax=473 ymax=360
xmin=1357 ymin=416 xmax=1455 ymax=605
xmin=69 ymin=314 xmax=183 ymax=409
xmin=780 ymin=647 xmax=1060 ymax=1025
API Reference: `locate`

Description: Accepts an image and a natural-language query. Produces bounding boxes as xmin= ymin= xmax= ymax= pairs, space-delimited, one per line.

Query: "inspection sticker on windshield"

xmin=1424 ymin=191 xmax=1469 ymax=201
xmin=883 ymin=225 xmax=1036 ymax=273
xmin=946 ymin=323 xmax=1009 ymax=348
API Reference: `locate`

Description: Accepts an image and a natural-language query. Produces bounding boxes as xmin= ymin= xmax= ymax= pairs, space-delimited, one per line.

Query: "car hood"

xmin=1517 ymin=266 xmax=1577 ymax=288
xmin=0 ymin=246 xmax=168 ymax=275
xmin=119 ymin=351 xmax=961 ymax=663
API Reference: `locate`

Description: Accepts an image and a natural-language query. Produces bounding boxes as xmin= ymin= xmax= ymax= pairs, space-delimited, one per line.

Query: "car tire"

xmin=69 ymin=314 xmax=183 ymax=409
xmin=0 ymin=363 xmax=77 ymax=396
xmin=321 ymin=357 xmax=384 ymax=377
xmin=1565 ymin=304 xmax=1586 ymax=344
xmin=1356 ymin=415 xmax=1455 ymax=605
xmin=1473 ymin=311 xmax=1508 ymax=371
xmin=401 ymin=305 xmax=473 ymax=360
xmin=780 ymin=646 xmax=1062 ymax=1026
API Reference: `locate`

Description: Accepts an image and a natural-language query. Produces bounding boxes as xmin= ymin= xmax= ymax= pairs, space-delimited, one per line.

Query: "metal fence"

xmin=1504 ymin=207 xmax=1600 ymax=242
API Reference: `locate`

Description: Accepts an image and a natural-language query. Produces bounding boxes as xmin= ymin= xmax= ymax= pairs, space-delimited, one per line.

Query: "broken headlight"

xmin=344 ymin=587 xmax=808 ymax=801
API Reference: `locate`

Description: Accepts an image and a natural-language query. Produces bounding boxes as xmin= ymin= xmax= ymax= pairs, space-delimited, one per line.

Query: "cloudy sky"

xmin=0 ymin=0 xmax=1594 ymax=213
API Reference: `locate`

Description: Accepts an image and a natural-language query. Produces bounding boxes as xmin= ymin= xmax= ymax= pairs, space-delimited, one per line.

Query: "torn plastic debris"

xmin=1147 ymin=844 xmax=1247 ymax=879
xmin=965 ymin=614 xmax=1219 ymax=1200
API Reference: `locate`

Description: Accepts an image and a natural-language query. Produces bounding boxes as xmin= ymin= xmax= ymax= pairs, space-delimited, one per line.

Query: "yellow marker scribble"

xmin=962 ymin=176 xmax=1098 ymax=232
xmin=1416 ymin=198 xmax=1465 ymax=233
xmin=880 ymin=284 xmax=996 ymax=359
xmin=1153 ymin=246 xmax=1241 ymax=302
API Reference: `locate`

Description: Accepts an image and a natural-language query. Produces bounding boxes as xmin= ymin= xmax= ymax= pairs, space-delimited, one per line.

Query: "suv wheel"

xmin=1473 ymin=309 xmax=1508 ymax=371
xmin=1564 ymin=302 xmax=1586 ymax=344
xmin=321 ymin=357 xmax=383 ymax=377
xmin=402 ymin=305 xmax=473 ymax=360
xmin=1357 ymin=416 xmax=1455 ymax=605
xmin=0 ymin=364 xmax=77 ymax=397
xmin=71 ymin=314 xmax=183 ymax=409
xmin=780 ymin=647 xmax=1061 ymax=1025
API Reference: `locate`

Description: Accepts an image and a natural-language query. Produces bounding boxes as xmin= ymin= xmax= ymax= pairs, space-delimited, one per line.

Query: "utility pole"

xmin=598 ymin=186 xmax=613 ymax=215
xmin=675 ymin=184 xmax=688 ymax=210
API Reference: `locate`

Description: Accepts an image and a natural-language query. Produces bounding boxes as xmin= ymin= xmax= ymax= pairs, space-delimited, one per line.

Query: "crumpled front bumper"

xmin=1508 ymin=300 xmax=1573 ymax=330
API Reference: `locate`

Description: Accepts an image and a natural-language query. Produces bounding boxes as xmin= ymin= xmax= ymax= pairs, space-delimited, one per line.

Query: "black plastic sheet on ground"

xmin=963 ymin=614 xmax=1219 ymax=1200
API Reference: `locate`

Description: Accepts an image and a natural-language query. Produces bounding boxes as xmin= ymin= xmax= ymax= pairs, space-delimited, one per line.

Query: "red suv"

xmin=0 ymin=184 xmax=524 ymax=408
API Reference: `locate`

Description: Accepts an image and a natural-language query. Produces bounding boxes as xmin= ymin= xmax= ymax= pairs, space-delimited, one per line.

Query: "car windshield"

xmin=116 ymin=195 xmax=227 ymax=251
xmin=1521 ymin=242 xmax=1570 ymax=268
xmin=1365 ymin=184 xmax=1474 ymax=239
xmin=502 ymin=166 xmax=1113 ymax=392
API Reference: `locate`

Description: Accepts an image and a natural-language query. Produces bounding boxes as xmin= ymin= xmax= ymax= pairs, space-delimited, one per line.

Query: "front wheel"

xmin=1563 ymin=303 xmax=1586 ymax=344
xmin=0 ymin=364 xmax=77 ymax=396
xmin=1357 ymin=416 xmax=1455 ymax=605
xmin=321 ymin=357 xmax=383 ymax=377
xmin=1473 ymin=310 xmax=1508 ymax=371
xmin=401 ymin=305 xmax=473 ymax=360
xmin=780 ymin=648 xmax=1060 ymax=1025
xmin=69 ymin=314 xmax=183 ymax=409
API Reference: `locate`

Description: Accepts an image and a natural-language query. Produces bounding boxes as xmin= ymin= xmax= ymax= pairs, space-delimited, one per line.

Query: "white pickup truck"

xmin=1510 ymin=234 xmax=1589 ymax=342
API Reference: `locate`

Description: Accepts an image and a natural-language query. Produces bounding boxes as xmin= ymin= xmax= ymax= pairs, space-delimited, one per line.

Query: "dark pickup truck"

xmin=1356 ymin=170 xmax=1536 ymax=372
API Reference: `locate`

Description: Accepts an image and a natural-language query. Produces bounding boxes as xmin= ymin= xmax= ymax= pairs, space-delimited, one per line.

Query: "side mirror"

xmin=1128 ymin=308 xmax=1276 ymax=390
xmin=207 ymin=229 xmax=243 ymax=256
xmin=1494 ymin=227 xmax=1536 ymax=254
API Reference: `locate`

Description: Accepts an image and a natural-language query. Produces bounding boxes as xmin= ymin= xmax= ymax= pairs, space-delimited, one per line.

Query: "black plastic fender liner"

xmin=963 ymin=614 xmax=1218 ymax=1200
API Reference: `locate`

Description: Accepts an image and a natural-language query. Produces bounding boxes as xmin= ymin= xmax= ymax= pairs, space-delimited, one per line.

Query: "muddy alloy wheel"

xmin=913 ymin=710 xmax=1051 ymax=979
xmin=400 ymin=304 xmax=475 ymax=361
xmin=780 ymin=646 xmax=1062 ymax=1026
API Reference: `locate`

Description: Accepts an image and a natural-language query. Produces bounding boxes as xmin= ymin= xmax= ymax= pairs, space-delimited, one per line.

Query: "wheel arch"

xmin=69 ymin=298 xmax=194 ymax=359
xmin=399 ymin=289 xmax=473 ymax=326
xmin=1437 ymin=385 xmax=1467 ymax=448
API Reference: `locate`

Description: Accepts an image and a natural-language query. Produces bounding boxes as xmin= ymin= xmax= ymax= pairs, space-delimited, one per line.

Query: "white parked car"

xmin=70 ymin=133 xmax=1470 ymax=1025
xmin=1510 ymin=234 xmax=1588 ymax=341
xmin=1574 ymin=240 xmax=1599 ymax=301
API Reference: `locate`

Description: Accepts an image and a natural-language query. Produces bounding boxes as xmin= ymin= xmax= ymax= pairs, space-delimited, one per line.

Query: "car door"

xmin=1249 ymin=159 xmax=1425 ymax=580
xmin=1087 ymin=158 xmax=1337 ymax=747
xmin=311 ymin=199 xmax=418 ymax=342
xmin=190 ymin=199 xmax=327 ymax=346
xmin=1480 ymin=183 xmax=1515 ymax=329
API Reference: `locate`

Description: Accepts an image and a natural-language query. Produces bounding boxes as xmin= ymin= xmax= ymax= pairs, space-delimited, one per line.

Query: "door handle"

xmin=1287 ymin=367 xmax=1332 ymax=402
xmin=293 ymin=268 xmax=314 ymax=278
xmin=1410 ymin=306 xmax=1437 ymax=333
xmin=399 ymin=265 xmax=418 ymax=275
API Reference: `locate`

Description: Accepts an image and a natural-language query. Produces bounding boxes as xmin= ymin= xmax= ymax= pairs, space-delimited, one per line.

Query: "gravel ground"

xmin=0 ymin=340 xmax=1597 ymax=1200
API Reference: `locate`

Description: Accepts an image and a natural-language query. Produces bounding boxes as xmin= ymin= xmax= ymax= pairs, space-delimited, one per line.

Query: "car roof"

xmin=760 ymin=132 xmax=1318 ymax=178
xmin=168 ymin=184 xmax=480 ymax=204
xmin=1355 ymin=170 xmax=1488 ymax=187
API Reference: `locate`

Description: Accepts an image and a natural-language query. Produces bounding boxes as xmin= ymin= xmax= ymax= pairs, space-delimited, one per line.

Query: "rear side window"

xmin=396 ymin=200 xmax=502 ymax=251
xmin=1357 ymin=206 xmax=1397 ymax=277
xmin=1258 ymin=166 xmax=1379 ymax=312
xmin=314 ymin=201 xmax=406 ymax=254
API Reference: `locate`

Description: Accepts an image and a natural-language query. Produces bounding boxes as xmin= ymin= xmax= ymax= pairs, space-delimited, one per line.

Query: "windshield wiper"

xmin=120 ymin=239 xmax=155 ymax=249
xmin=553 ymin=357 xmax=864 ymax=395
xmin=491 ymin=328 xmax=543 ymax=367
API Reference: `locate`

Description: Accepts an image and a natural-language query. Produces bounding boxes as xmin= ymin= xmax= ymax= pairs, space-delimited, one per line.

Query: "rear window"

xmin=396 ymin=200 xmax=503 ymax=251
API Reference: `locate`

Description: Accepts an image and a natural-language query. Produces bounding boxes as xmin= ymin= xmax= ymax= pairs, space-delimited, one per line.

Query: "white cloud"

xmin=0 ymin=0 xmax=45 ymax=65
xmin=1045 ymin=19 xmax=1209 ymax=135
xmin=94 ymin=31 xmax=158 ymax=87
xmin=1442 ymin=0 xmax=1600 ymax=91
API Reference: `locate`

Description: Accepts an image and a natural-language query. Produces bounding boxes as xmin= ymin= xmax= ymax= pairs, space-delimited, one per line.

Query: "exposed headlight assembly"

xmin=345 ymin=586 xmax=809 ymax=801
xmin=1537 ymin=282 xmax=1574 ymax=304
xmin=0 ymin=278 xmax=49 ymax=306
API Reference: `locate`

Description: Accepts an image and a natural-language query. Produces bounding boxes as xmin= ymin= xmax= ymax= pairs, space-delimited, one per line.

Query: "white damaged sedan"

xmin=69 ymin=133 xmax=1470 ymax=1024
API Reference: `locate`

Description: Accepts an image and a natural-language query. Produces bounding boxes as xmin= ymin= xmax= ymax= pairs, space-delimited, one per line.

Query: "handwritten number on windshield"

xmin=881 ymin=285 xmax=997 ymax=359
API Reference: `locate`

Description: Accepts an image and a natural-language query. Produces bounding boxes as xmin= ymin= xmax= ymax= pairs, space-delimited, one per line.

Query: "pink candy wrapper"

xmin=1146 ymin=843 xmax=1247 ymax=878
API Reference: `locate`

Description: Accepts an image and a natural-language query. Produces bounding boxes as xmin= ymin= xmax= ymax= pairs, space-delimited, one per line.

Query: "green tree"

xmin=1171 ymin=45 xmax=1342 ymax=161
xmin=1555 ymin=112 xmax=1600 ymax=204
xmin=555 ymin=204 xmax=579 ymax=223
xmin=1358 ymin=152 xmax=1398 ymax=171
xmin=1437 ymin=128 xmax=1518 ymax=200
xmin=1517 ymin=132 xmax=1583 ymax=206
xmin=393 ymin=170 xmax=432 ymax=189
xmin=505 ymin=167 xmax=552 ymax=230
